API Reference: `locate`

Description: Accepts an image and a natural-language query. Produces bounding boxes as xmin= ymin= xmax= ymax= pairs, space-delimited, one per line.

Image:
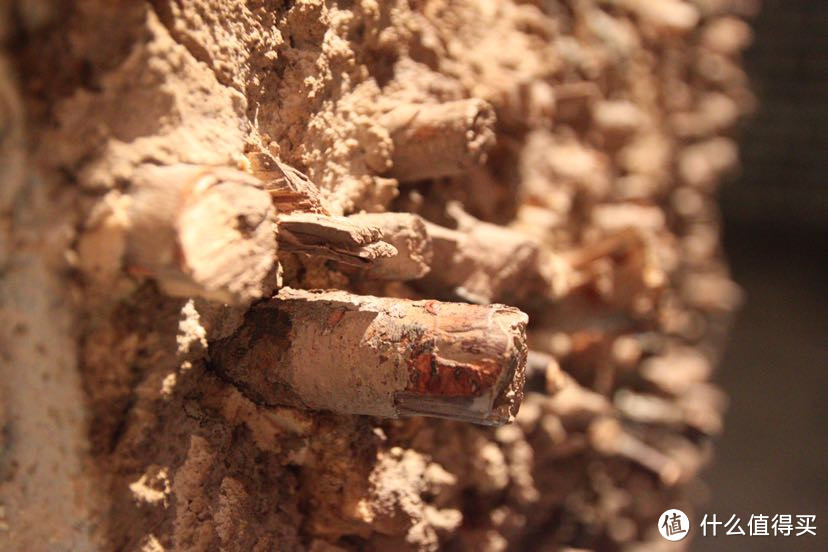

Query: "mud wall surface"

xmin=0 ymin=1 xmax=755 ymax=550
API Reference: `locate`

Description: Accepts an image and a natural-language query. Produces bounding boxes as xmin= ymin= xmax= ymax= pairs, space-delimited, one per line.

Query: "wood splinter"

xmin=211 ymin=288 xmax=528 ymax=426
xmin=244 ymin=151 xmax=328 ymax=214
xmin=381 ymin=99 xmax=496 ymax=181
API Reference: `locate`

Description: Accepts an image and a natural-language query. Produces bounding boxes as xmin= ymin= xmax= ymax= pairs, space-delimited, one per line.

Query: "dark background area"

xmin=704 ymin=0 xmax=827 ymax=550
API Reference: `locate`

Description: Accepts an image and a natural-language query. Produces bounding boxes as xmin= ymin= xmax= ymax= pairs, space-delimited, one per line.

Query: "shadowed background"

xmin=706 ymin=0 xmax=828 ymax=550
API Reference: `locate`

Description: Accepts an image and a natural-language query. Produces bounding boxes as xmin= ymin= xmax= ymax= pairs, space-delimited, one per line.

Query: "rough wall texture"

xmin=0 ymin=0 xmax=755 ymax=550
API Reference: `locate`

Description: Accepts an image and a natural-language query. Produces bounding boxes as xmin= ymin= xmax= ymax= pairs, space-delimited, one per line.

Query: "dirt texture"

xmin=0 ymin=0 xmax=756 ymax=550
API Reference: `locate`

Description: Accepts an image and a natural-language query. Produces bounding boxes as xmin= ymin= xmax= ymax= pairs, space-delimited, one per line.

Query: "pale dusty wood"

xmin=418 ymin=204 xmax=562 ymax=304
xmin=348 ymin=212 xmax=433 ymax=280
xmin=277 ymin=212 xmax=397 ymax=267
xmin=589 ymin=417 xmax=682 ymax=486
xmin=126 ymin=164 xmax=278 ymax=304
xmin=609 ymin=0 xmax=699 ymax=33
xmin=381 ymin=99 xmax=496 ymax=181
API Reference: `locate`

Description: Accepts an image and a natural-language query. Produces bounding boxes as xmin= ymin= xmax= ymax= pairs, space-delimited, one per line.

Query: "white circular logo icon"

xmin=658 ymin=509 xmax=690 ymax=541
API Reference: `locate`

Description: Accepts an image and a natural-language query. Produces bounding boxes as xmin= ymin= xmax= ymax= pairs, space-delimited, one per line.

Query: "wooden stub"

xmin=211 ymin=288 xmax=528 ymax=426
xmin=348 ymin=212 xmax=433 ymax=280
xmin=418 ymin=205 xmax=558 ymax=304
xmin=614 ymin=0 xmax=699 ymax=34
xmin=381 ymin=99 xmax=496 ymax=181
xmin=125 ymin=164 xmax=278 ymax=304
xmin=277 ymin=212 xmax=397 ymax=267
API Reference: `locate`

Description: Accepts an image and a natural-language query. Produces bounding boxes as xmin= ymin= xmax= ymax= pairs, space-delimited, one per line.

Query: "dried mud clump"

xmin=0 ymin=0 xmax=755 ymax=550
